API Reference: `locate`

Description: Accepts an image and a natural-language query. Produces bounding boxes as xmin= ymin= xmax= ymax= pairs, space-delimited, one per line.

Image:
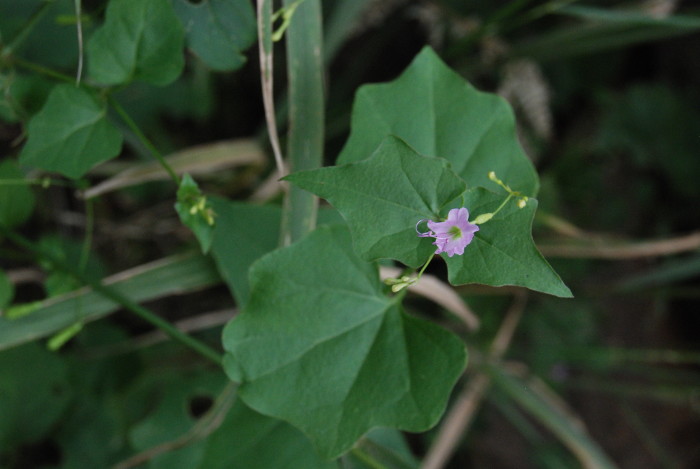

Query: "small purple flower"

xmin=416 ymin=208 xmax=479 ymax=257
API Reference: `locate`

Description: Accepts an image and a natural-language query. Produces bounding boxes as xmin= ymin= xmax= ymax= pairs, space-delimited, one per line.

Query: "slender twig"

xmin=5 ymin=268 xmax=45 ymax=285
xmin=1 ymin=228 xmax=223 ymax=366
xmin=82 ymin=309 xmax=236 ymax=359
xmin=74 ymin=0 xmax=84 ymax=85
xmin=10 ymin=57 xmax=75 ymax=83
xmin=108 ymin=96 xmax=180 ymax=186
xmin=113 ymin=382 xmax=238 ymax=469
xmin=488 ymin=291 xmax=527 ymax=357
xmin=421 ymin=291 xmax=527 ymax=469
xmin=538 ymin=231 xmax=700 ymax=259
xmin=536 ymin=211 xmax=589 ymax=239
xmin=257 ymin=0 xmax=286 ymax=177
xmin=421 ymin=373 xmax=491 ymax=469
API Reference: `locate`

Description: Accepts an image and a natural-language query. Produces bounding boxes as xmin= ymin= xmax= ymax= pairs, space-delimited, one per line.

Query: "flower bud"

xmin=472 ymin=213 xmax=493 ymax=225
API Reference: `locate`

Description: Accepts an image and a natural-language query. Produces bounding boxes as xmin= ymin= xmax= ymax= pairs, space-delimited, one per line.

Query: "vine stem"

xmin=416 ymin=254 xmax=434 ymax=280
xmin=74 ymin=0 xmax=84 ymax=85
xmin=108 ymin=96 xmax=180 ymax=186
xmin=9 ymin=57 xmax=75 ymax=83
xmin=257 ymin=0 xmax=286 ymax=177
xmin=1 ymin=227 xmax=223 ymax=366
xmin=538 ymin=231 xmax=700 ymax=259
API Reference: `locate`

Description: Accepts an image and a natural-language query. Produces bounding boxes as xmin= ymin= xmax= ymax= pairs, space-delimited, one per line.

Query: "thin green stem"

xmin=108 ymin=96 xmax=180 ymax=186
xmin=1 ymin=227 xmax=223 ymax=366
xmin=73 ymin=0 xmax=84 ymax=84
xmin=279 ymin=0 xmax=324 ymax=246
xmin=9 ymin=57 xmax=75 ymax=83
xmin=271 ymin=0 xmax=306 ymax=42
xmin=492 ymin=193 xmax=515 ymax=217
xmin=416 ymin=254 xmax=434 ymax=280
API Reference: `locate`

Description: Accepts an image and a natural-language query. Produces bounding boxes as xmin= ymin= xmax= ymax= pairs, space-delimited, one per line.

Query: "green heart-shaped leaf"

xmin=338 ymin=46 xmax=538 ymax=196
xmin=87 ymin=0 xmax=185 ymax=86
xmin=286 ymin=141 xmax=569 ymax=296
xmin=199 ymin=400 xmax=338 ymax=469
xmin=222 ymin=225 xmax=466 ymax=458
xmin=445 ymin=188 xmax=572 ymax=297
xmin=209 ymin=199 xmax=281 ymax=307
xmin=285 ymin=136 xmax=466 ymax=268
xmin=172 ymin=0 xmax=256 ymax=72
xmin=19 ymin=85 xmax=123 ymax=179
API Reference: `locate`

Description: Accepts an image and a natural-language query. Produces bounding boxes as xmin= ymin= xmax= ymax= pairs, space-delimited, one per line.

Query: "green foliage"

xmin=0 ymin=0 xmax=85 ymax=69
xmin=175 ymin=174 xmax=216 ymax=253
xmin=4 ymin=0 xmax=698 ymax=466
xmin=129 ymin=371 xmax=226 ymax=468
xmin=87 ymin=0 xmax=185 ymax=86
xmin=130 ymin=369 xmax=338 ymax=469
xmin=18 ymin=84 xmax=123 ymax=178
xmin=0 ymin=160 xmax=35 ymax=228
xmin=209 ymin=199 xmax=281 ymax=306
xmin=287 ymin=138 xmax=569 ymax=296
xmin=286 ymin=136 xmax=466 ymax=267
xmin=488 ymin=366 xmax=618 ymax=469
xmin=209 ymin=200 xmax=348 ymax=307
xmin=222 ymin=225 xmax=467 ymax=458
xmin=37 ymin=235 xmax=107 ymax=297
xmin=346 ymin=429 xmax=420 ymax=468
xmin=446 ymin=189 xmax=571 ymax=297
xmin=0 ymin=254 xmax=220 ymax=351
xmin=0 ymin=73 xmax=54 ymax=123
xmin=338 ymin=47 xmax=539 ymax=196
xmin=197 ymin=400 xmax=339 ymax=469
xmin=0 ymin=343 xmax=72 ymax=453
xmin=0 ymin=269 xmax=14 ymax=310
xmin=171 ymin=0 xmax=256 ymax=71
